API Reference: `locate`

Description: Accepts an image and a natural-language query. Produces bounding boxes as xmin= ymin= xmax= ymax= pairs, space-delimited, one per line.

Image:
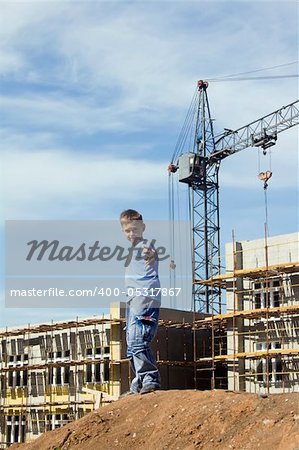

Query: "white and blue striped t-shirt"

xmin=125 ymin=239 xmax=161 ymax=304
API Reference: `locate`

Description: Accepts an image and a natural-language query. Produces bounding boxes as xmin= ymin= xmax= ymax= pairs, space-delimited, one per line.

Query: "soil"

xmin=10 ymin=390 xmax=299 ymax=450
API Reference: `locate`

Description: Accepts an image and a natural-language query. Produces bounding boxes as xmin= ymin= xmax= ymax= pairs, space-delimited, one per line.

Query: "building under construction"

xmin=195 ymin=231 xmax=299 ymax=394
xmin=0 ymin=305 xmax=213 ymax=447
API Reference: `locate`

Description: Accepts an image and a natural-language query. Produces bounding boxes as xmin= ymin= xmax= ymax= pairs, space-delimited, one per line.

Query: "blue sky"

xmin=1 ymin=0 xmax=298 ymax=327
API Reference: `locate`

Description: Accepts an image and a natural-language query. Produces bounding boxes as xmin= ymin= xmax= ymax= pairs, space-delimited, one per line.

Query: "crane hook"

xmin=258 ymin=170 xmax=272 ymax=190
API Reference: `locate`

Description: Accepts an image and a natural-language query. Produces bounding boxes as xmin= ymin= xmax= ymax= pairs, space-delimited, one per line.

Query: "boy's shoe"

xmin=119 ymin=390 xmax=137 ymax=398
xmin=140 ymin=385 xmax=160 ymax=395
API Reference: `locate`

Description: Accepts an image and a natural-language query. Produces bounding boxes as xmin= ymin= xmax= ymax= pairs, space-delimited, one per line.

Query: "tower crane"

xmin=168 ymin=80 xmax=299 ymax=315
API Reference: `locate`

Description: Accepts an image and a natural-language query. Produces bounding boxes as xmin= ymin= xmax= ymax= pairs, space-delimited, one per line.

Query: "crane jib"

xmin=210 ymin=99 xmax=299 ymax=162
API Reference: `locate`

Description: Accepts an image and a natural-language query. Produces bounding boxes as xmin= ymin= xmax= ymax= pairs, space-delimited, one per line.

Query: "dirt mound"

xmin=11 ymin=390 xmax=299 ymax=450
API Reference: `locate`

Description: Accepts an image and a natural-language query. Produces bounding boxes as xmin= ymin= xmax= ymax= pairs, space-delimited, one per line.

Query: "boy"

xmin=120 ymin=209 xmax=161 ymax=395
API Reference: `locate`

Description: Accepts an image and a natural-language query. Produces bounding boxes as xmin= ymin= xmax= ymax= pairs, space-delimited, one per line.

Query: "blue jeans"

xmin=126 ymin=298 xmax=161 ymax=393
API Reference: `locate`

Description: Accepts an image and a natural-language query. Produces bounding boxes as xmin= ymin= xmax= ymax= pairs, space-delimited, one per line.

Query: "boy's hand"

xmin=142 ymin=246 xmax=157 ymax=266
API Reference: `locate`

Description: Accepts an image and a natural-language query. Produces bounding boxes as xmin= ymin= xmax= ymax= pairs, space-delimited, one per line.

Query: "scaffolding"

xmin=0 ymin=314 xmax=123 ymax=448
xmin=193 ymin=234 xmax=299 ymax=394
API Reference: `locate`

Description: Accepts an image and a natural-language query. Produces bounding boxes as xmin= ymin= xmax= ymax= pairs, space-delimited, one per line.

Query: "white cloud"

xmin=0 ymin=93 xmax=148 ymax=134
xmin=2 ymin=146 xmax=168 ymax=219
xmin=0 ymin=50 xmax=25 ymax=74
xmin=0 ymin=1 xmax=297 ymax=120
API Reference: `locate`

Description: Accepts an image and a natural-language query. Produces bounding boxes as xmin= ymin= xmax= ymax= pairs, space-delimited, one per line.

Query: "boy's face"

xmin=121 ymin=220 xmax=145 ymax=246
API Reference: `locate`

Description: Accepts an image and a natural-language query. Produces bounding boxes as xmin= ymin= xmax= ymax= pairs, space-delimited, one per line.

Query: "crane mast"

xmin=169 ymin=82 xmax=299 ymax=315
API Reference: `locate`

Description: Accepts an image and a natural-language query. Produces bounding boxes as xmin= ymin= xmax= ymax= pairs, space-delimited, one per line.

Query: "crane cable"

xmin=188 ymin=185 xmax=194 ymax=311
xmin=169 ymin=167 xmax=193 ymax=310
xmin=206 ymin=60 xmax=298 ymax=82
xmin=168 ymin=170 xmax=176 ymax=307
xmin=208 ymin=74 xmax=298 ymax=82
xmin=171 ymin=87 xmax=198 ymax=164
xmin=258 ymin=148 xmax=272 ymax=237
xmin=264 ymin=184 xmax=269 ymax=238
